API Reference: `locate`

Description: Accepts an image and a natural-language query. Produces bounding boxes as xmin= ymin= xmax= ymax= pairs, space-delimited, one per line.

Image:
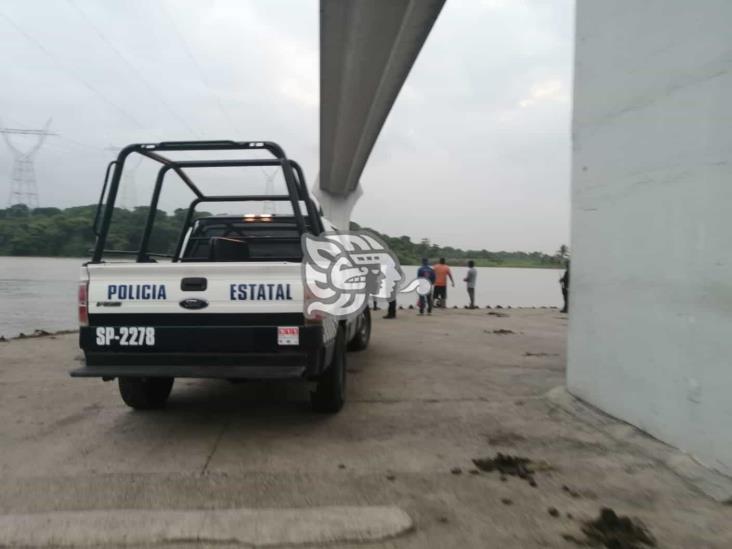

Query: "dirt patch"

xmin=562 ymin=533 xmax=587 ymax=545
xmin=487 ymin=312 xmax=509 ymax=317
xmin=485 ymin=430 xmax=527 ymax=446
xmin=524 ymin=352 xmax=559 ymax=357
xmin=569 ymin=507 xmax=656 ymax=549
xmin=472 ymin=453 xmax=538 ymax=486
xmin=2 ymin=329 xmax=78 ymax=342
xmin=488 ymin=329 xmax=514 ymax=335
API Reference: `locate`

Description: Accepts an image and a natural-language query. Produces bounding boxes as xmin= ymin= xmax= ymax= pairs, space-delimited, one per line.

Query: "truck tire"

xmin=311 ymin=326 xmax=346 ymax=413
xmin=118 ymin=377 xmax=174 ymax=410
xmin=347 ymin=308 xmax=371 ymax=352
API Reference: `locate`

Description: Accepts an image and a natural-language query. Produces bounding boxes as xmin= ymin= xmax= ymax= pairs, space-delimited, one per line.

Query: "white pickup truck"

xmin=71 ymin=141 xmax=371 ymax=413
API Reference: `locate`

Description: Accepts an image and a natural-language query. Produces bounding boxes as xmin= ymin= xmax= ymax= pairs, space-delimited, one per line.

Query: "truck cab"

xmin=72 ymin=140 xmax=371 ymax=413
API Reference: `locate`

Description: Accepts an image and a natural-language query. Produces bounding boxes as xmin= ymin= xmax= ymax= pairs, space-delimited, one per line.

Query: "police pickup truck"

xmin=71 ymin=141 xmax=371 ymax=413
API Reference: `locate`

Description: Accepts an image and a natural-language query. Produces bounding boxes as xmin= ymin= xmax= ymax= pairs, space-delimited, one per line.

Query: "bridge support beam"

xmin=318 ymin=0 xmax=445 ymax=224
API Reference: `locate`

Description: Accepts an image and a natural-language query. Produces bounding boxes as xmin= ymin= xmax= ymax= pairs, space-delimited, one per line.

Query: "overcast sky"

xmin=0 ymin=0 xmax=573 ymax=253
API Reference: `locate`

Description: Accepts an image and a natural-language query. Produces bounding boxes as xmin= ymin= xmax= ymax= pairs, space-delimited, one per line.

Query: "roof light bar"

xmin=243 ymin=213 xmax=275 ymax=222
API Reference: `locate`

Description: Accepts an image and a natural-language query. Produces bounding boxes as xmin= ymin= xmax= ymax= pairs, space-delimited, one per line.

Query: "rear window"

xmin=182 ymin=218 xmax=303 ymax=262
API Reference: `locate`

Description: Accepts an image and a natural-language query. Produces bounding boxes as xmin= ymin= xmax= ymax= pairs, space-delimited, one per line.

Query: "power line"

xmin=0 ymin=7 xmax=145 ymax=129
xmin=0 ymin=128 xmax=57 ymax=136
xmin=66 ymin=0 xmax=201 ymax=139
xmin=158 ymin=1 xmax=280 ymax=197
xmin=158 ymin=0 xmax=240 ymax=136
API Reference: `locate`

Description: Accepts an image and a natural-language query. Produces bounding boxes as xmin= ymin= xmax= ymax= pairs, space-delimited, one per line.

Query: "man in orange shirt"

xmin=432 ymin=257 xmax=454 ymax=308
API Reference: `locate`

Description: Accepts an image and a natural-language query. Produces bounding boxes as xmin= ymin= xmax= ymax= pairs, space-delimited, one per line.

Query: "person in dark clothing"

xmin=417 ymin=258 xmax=436 ymax=315
xmin=384 ymin=298 xmax=397 ymax=319
xmin=560 ymin=261 xmax=570 ymax=313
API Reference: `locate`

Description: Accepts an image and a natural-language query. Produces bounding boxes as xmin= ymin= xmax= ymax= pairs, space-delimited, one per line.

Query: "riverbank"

xmin=0 ymin=254 xmax=563 ymax=269
xmin=0 ymin=328 xmax=77 ymax=343
xmin=0 ymin=309 xmax=728 ymax=548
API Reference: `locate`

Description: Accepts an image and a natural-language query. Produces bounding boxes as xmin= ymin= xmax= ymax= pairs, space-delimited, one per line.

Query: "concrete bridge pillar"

xmin=312 ymin=182 xmax=363 ymax=231
xmin=568 ymin=0 xmax=732 ymax=476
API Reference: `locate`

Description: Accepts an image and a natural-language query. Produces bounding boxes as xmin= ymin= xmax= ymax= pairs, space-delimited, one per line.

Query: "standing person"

xmin=432 ymin=257 xmax=454 ymax=308
xmin=560 ymin=261 xmax=570 ymax=313
xmin=383 ymin=298 xmax=396 ymax=319
xmin=464 ymin=260 xmax=478 ymax=309
xmin=417 ymin=258 xmax=435 ymax=315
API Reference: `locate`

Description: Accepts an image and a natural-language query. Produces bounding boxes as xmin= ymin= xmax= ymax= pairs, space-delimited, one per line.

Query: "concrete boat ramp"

xmin=0 ymin=309 xmax=729 ymax=548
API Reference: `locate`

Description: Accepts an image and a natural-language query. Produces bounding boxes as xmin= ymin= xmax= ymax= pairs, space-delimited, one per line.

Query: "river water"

xmin=0 ymin=257 xmax=563 ymax=338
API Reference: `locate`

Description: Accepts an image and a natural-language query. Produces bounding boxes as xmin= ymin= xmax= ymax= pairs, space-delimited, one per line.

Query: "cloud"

xmin=0 ymin=0 xmax=572 ymax=253
xmin=518 ymin=79 xmax=568 ymax=108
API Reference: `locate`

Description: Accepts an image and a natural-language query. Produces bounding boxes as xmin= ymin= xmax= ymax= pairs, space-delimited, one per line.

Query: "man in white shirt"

xmin=464 ymin=260 xmax=478 ymax=309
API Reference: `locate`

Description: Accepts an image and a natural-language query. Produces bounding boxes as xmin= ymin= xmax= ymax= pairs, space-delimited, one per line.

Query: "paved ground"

xmin=0 ymin=308 xmax=730 ymax=547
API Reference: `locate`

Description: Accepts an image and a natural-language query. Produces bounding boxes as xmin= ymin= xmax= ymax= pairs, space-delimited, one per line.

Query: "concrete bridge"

xmin=316 ymin=0 xmax=445 ymax=229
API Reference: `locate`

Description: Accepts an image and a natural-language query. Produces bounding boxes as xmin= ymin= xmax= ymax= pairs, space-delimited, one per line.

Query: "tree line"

xmin=0 ymin=204 xmax=567 ymax=268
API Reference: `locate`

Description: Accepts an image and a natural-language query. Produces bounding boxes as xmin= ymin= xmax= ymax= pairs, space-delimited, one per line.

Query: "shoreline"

xmin=0 ymin=328 xmax=79 ymax=343
xmin=0 ymin=306 xmax=563 ymax=341
xmin=0 ymin=255 xmax=87 ymax=260
xmin=0 ymin=255 xmax=564 ymax=270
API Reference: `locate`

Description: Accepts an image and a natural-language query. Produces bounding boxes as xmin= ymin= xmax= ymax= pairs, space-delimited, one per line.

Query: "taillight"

xmin=304 ymin=314 xmax=323 ymax=325
xmin=303 ymin=285 xmax=323 ymax=324
xmin=78 ymin=281 xmax=89 ymax=326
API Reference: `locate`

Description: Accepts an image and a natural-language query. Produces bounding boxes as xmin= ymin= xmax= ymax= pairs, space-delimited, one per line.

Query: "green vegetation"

xmin=0 ymin=204 xmax=187 ymax=257
xmin=0 ymin=204 xmax=567 ymax=268
xmin=350 ymin=223 xmax=565 ymax=268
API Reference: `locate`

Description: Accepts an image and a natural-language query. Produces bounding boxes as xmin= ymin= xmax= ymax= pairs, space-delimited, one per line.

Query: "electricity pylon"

xmin=1 ymin=118 xmax=54 ymax=209
xmin=262 ymin=167 xmax=278 ymax=214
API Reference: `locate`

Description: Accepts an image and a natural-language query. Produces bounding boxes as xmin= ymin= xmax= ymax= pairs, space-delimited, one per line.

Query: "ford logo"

xmin=179 ymin=298 xmax=209 ymax=310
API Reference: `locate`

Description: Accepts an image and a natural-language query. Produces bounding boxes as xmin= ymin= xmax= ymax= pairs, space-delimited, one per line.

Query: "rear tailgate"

xmin=87 ymin=262 xmax=304 ymax=316
xmin=77 ymin=262 xmax=325 ymax=372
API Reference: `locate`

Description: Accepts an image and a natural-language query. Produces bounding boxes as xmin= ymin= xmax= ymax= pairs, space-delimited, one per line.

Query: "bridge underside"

xmin=317 ymin=0 xmax=445 ymax=228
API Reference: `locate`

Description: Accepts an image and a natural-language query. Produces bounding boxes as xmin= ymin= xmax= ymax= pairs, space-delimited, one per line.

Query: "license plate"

xmin=277 ymin=326 xmax=299 ymax=346
xmin=95 ymin=326 xmax=155 ymax=347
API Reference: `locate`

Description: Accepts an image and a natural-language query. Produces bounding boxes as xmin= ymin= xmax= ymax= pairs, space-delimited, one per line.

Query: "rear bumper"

xmin=73 ymin=325 xmax=325 ymax=380
xmin=70 ymin=364 xmax=306 ymax=380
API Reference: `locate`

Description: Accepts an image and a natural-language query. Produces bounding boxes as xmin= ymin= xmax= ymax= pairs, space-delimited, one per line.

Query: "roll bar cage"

xmin=91 ymin=140 xmax=323 ymax=263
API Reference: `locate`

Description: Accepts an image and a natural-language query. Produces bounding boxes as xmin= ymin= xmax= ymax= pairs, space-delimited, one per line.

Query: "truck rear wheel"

xmin=311 ymin=326 xmax=346 ymax=413
xmin=347 ymin=308 xmax=371 ymax=351
xmin=118 ymin=377 xmax=174 ymax=410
